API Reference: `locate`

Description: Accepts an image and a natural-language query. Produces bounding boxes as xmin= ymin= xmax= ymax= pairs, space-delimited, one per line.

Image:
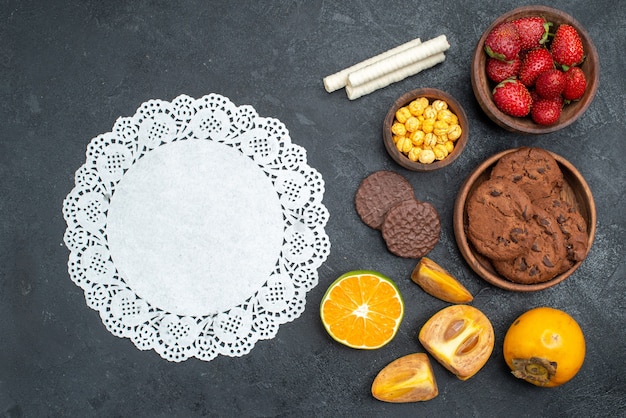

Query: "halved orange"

xmin=320 ymin=270 xmax=404 ymax=349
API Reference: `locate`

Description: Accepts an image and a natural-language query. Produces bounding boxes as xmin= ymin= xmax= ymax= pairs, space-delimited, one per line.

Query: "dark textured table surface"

xmin=2 ymin=0 xmax=625 ymax=416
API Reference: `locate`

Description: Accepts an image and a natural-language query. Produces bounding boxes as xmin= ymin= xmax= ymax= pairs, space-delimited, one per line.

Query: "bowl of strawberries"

xmin=471 ymin=5 xmax=599 ymax=134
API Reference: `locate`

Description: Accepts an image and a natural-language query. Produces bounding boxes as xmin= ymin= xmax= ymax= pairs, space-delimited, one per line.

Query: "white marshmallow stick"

xmin=323 ymin=38 xmax=422 ymax=93
xmin=347 ymin=35 xmax=450 ymax=88
xmin=346 ymin=52 xmax=446 ymax=100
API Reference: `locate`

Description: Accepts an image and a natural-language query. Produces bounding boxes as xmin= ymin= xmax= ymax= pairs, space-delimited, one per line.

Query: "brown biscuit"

xmin=381 ymin=199 xmax=440 ymax=258
xmin=493 ymin=207 xmax=569 ymax=284
xmin=534 ymin=197 xmax=589 ymax=264
xmin=466 ymin=178 xmax=534 ymax=261
xmin=490 ymin=147 xmax=564 ymax=202
xmin=355 ymin=171 xmax=415 ymax=230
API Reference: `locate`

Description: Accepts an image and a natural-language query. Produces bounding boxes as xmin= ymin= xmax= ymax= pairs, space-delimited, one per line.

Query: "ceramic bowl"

xmin=383 ymin=88 xmax=469 ymax=171
xmin=453 ymin=147 xmax=596 ymax=291
xmin=471 ymin=5 xmax=599 ymax=134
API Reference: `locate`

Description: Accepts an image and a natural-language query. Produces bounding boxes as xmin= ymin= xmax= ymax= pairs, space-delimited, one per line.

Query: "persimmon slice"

xmin=411 ymin=257 xmax=473 ymax=303
xmin=371 ymin=353 xmax=438 ymax=403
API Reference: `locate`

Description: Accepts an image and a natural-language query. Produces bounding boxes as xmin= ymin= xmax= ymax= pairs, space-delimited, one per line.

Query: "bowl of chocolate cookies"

xmin=453 ymin=147 xmax=596 ymax=291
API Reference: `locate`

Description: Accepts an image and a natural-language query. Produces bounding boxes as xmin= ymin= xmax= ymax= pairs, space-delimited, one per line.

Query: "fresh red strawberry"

xmin=492 ymin=79 xmax=532 ymax=117
xmin=531 ymin=97 xmax=563 ymax=125
xmin=511 ymin=16 xmax=552 ymax=50
xmin=518 ymin=48 xmax=554 ymax=86
xmin=535 ymin=68 xmax=566 ymax=99
xmin=486 ymin=56 xmax=521 ymax=83
xmin=484 ymin=22 xmax=521 ymax=62
xmin=529 ymin=88 xmax=542 ymax=103
xmin=551 ymin=24 xmax=584 ymax=68
xmin=562 ymin=66 xmax=587 ymax=100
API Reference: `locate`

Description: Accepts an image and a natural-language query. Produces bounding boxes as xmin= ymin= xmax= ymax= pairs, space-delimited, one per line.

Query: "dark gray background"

xmin=2 ymin=0 xmax=625 ymax=416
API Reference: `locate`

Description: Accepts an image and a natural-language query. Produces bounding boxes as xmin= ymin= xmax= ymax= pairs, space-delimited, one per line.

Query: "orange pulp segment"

xmin=320 ymin=270 xmax=404 ymax=349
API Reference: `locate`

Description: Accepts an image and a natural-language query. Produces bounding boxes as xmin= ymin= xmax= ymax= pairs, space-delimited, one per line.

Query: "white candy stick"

xmin=346 ymin=52 xmax=446 ymax=100
xmin=347 ymin=35 xmax=450 ymax=88
xmin=323 ymin=38 xmax=422 ymax=93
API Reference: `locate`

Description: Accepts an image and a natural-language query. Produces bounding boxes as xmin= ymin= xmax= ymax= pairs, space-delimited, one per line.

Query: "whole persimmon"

xmin=503 ymin=307 xmax=585 ymax=387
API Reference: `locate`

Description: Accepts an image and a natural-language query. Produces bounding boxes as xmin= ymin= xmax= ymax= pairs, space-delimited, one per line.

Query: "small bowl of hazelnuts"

xmin=471 ymin=5 xmax=599 ymax=134
xmin=383 ymin=88 xmax=469 ymax=172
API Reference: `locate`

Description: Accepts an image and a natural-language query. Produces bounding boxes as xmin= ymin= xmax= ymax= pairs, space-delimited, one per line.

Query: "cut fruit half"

xmin=419 ymin=304 xmax=494 ymax=380
xmin=320 ymin=270 xmax=404 ymax=349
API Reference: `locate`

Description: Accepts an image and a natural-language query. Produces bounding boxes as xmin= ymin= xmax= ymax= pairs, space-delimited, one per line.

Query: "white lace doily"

xmin=62 ymin=93 xmax=330 ymax=362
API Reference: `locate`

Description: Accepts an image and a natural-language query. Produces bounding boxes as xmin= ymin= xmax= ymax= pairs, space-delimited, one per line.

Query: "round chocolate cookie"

xmin=466 ymin=178 xmax=534 ymax=261
xmin=355 ymin=170 xmax=415 ymax=230
xmin=493 ymin=207 xmax=569 ymax=284
xmin=534 ymin=196 xmax=589 ymax=264
xmin=381 ymin=199 xmax=440 ymax=258
xmin=490 ymin=147 xmax=564 ymax=202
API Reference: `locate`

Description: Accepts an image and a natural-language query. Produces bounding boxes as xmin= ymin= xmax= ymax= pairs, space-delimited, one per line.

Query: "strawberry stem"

xmin=484 ymin=45 xmax=508 ymax=62
xmin=539 ymin=22 xmax=553 ymax=45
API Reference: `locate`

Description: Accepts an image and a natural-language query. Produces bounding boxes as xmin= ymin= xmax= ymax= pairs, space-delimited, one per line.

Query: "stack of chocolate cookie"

xmin=355 ymin=171 xmax=440 ymax=258
xmin=466 ymin=148 xmax=588 ymax=284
